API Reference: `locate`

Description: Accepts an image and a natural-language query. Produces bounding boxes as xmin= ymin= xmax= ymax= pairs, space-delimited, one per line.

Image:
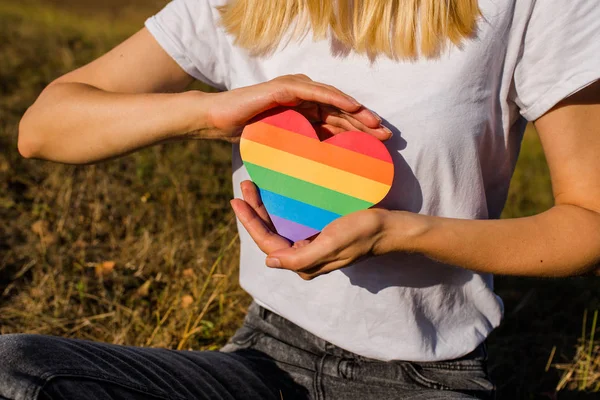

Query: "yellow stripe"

xmin=240 ymin=139 xmax=390 ymax=203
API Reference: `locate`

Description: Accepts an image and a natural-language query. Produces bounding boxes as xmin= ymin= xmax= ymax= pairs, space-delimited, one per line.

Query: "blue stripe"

xmin=259 ymin=188 xmax=341 ymax=231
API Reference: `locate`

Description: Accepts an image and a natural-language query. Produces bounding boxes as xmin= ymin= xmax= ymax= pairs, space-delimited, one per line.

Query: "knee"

xmin=0 ymin=334 xmax=45 ymax=372
xmin=0 ymin=334 xmax=60 ymax=398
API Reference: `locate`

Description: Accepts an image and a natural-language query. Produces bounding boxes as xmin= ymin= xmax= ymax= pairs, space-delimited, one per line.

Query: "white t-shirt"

xmin=146 ymin=0 xmax=600 ymax=361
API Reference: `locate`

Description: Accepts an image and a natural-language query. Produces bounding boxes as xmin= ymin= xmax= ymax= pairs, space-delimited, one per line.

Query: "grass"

xmin=552 ymin=310 xmax=600 ymax=392
xmin=0 ymin=1 xmax=598 ymax=399
xmin=0 ymin=0 xmax=245 ymax=350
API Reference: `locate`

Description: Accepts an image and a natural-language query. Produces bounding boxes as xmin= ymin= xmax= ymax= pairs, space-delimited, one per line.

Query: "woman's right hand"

xmin=194 ymin=74 xmax=393 ymax=142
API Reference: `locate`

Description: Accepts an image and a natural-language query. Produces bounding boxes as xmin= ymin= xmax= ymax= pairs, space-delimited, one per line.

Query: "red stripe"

xmin=256 ymin=108 xmax=392 ymax=163
xmin=325 ymin=131 xmax=393 ymax=163
xmin=259 ymin=108 xmax=316 ymax=139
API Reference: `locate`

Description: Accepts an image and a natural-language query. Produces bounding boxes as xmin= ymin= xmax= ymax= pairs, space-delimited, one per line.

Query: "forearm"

xmin=386 ymin=205 xmax=600 ymax=277
xmin=18 ymin=82 xmax=212 ymax=164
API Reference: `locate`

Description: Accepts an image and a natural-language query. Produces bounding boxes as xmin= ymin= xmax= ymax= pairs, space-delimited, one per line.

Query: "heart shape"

xmin=240 ymin=109 xmax=394 ymax=243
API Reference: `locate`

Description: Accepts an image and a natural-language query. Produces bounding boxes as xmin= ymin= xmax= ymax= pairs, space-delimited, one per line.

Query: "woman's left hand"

xmin=230 ymin=181 xmax=392 ymax=280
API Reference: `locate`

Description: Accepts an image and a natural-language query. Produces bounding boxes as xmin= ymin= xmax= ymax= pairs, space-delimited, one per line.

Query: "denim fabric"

xmin=0 ymin=302 xmax=495 ymax=400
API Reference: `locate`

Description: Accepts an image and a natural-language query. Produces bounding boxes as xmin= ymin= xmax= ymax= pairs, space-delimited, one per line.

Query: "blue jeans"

xmin=0 ymin=302 xmax=495 ymax=399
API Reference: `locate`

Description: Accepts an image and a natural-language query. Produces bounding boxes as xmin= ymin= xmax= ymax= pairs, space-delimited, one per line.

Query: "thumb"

xmin=267 ymin=238 xmax=332 ymax=271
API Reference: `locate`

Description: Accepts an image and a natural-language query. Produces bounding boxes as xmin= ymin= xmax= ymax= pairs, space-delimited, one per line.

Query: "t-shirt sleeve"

xmin=145 ymin=0 xmax=231 ymax=90
xmin=512 ymin=0 xmax=600 ymax=121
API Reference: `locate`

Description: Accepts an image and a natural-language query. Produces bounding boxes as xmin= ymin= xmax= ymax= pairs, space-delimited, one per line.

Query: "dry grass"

xmin=0 ymin=1 xmax=598 ymax=399
xmin=0 ymin=0 xmax=249 ymax=351
xmin=552 ymin=310 xmax=600 ymax=392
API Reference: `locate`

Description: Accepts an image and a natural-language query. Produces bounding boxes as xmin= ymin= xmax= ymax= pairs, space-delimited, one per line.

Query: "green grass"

xmin=0 ymin=1 xmax=598 ymax=399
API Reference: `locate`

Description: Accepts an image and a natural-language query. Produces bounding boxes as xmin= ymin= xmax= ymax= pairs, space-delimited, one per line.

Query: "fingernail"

xmin=266 ymin=257 xmax=281 ymax=268
xmin=371 ymin=110 xmax=382 ymax=122
xmin=382 ymin=126 xmax=393 ymax=137
xmin=348 ymin=97 xmax=361 ymax=106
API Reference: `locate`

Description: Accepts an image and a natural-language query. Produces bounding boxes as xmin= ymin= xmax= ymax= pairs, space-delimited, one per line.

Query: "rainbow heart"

xmin=240 ymin=109 xmax=394 ymax=243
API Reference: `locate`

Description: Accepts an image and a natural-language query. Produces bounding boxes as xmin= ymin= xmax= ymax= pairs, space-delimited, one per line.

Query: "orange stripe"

xmin=243 ymin=122 xmax=394 ymax=185
xmin=240 ymin=139 xmax=391 ymax=203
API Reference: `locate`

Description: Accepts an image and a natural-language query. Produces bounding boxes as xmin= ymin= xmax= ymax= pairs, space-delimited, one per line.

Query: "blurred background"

xmin=0 ymin=1 xmax=598 ymax=399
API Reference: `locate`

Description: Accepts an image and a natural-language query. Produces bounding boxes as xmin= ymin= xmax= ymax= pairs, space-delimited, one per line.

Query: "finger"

xmin=270 ymin=80 xmax=362 ymax=114
xmin=339 ymin=115 xmax=393 ymax=141
xmin=292 ymin=239 xmax=312 ymax=249
xmin=240 ymin=181 xmax=274 ymax=230
xmin=321 ymin=113 xmax=392 ymax=141
xmin=230 ymin=199 xmax=291 ymax=253
xmin=294 ymin=104 xmax=384 ymax=139
xmin=266 ymin=236 xmax=335 ymax=271
xmin=312 ymin=86 xmax=381 ymax=128
xmin=297 ymin=272 xmax=315 ymax=281
xmin=292 ymin=74 xmax=313 ymax=82
xmin=296 ymin=102 xmax=384 ymax=135
xmin=319 ymin=114 xmax=357 ymax=132
xmin=297 ymin=260 xmax=349 ymax=280
xmin=345 ymin=107 xmax=384 ymax=129
xmin=319 ymin=105 xmax=392 ymax=139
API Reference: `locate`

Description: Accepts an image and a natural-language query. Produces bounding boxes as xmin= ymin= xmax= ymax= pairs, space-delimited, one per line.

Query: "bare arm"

xmin=19 ymin=28 xmax=389 ymax=164
xmin=398 ymin=80 xmax=600 ymax=277
xmin=18 ymin=28 xmax=198 ymax=163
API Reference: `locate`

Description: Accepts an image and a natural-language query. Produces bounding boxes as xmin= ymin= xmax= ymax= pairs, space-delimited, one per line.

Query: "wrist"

xmin=378 ymin=210 xmax=434 ymax=255
xmin=169 ymin=90 xmax=216 ymax=140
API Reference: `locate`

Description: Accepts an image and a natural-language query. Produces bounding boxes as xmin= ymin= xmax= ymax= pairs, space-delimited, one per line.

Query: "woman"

xmin=2 ymin=0 xmax=599 ymax=399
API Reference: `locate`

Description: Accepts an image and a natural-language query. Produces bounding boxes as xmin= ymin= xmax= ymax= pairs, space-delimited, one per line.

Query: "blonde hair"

xmin=218 ymin=0 xmax=481 ymax=60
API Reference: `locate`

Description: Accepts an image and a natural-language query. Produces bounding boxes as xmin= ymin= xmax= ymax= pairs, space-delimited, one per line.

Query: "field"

xmin=0 ymin=1 xmax=598 ymax=399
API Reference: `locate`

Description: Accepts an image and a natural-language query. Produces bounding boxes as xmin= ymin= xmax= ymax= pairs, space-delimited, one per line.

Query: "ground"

xmin=0 ymin=1 xmax=598 ymax=398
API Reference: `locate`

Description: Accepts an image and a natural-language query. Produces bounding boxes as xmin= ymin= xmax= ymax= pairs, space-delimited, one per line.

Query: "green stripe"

xmin=245 ymin=162 xmax=373 ymax=215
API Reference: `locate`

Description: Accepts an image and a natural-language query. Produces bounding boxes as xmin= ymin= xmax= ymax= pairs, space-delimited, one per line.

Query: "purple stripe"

xmin=270 ymin=214 xmax=320 ymax=243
